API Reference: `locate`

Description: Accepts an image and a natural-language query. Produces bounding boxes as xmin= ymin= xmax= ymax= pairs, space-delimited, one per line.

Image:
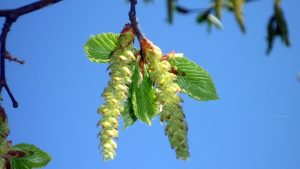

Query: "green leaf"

xmin=84 ymin=33 xmax=119 ymax=63
xmin=169 ymin=54 xmax=218 ymax=101
xmin=122 ymin=80 xmax=137 ymax=129
xmin=207 ymin=14 xmax=223 ymax=29
xmin=0 ymin=159 xmax=4 ymax=169
xmin=266 ymin=0 xmax=290 ymax=54
xmin=266 ymin=16 xmax=276 ymax=54
xmin=231 ymin=0 xmax=246 ymax=33
xmin=11 ymin=144 xmax=51 ymax=169
xmin=121 ymin=61 xmax=141 ymax=128
xmin=274 ymin=1 xmax=290 ymax=46
xmin=196 ymin=12 xmax=208 ymax=24
xmin=131 ymin=63 xmax=157 ymax=125
xmin=215 ymin=0 xmax=223 ymax=19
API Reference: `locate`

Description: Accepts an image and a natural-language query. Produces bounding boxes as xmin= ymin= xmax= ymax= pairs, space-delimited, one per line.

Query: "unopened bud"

xmin=101 ymin=121 xmax=111 ymax=128
xmin=106 ymin=129 xmax=118 ymax=137
xmin=125 ymin=50 xmax=135 ymax=61
xmin=113 ymin=77 xmax=122 ymax=81
xmin=118 ymin=55 xmax=128 ymax=61
xmin=122 ymin=67 xmax=132 ymax=76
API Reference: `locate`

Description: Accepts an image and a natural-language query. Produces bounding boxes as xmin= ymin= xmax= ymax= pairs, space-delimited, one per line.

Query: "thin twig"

xmin=4 ymin=51 xmax=25 ymax=65
xmin=0 ymin=0 xmax=61 ymax=108
xmin=129 ymin=0 xmax=145 ymax=57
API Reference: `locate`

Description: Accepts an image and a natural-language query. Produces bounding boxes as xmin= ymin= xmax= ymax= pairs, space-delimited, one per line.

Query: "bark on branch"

xmin=0 ymin=0 xmax=61 ymax=108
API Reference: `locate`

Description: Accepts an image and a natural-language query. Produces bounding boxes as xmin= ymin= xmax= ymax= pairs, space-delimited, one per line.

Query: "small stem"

xmin=4 ymin=51 xmax=25 ymax=64
xmin=4 ymin=83 xmax=18 ymax=108
xmin=129 ymin=0 xmax=145 ymax=59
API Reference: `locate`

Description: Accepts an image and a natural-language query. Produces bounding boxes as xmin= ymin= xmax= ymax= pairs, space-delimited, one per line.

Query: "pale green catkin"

xmin=142 ymin=39 xmax=190 ymax=160
xmin=97 ymin=26 xmax=135 ymax=160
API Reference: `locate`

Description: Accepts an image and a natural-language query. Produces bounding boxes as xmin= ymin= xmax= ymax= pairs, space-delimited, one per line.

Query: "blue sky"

xmin=1 ymin=0 xmax=300 ymax=169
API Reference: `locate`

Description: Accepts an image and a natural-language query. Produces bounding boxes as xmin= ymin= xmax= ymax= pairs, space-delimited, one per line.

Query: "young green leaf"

xmin=131 ymin=64 xmax=157 ymax=125
xmin=11 ymin=144 xmax=51 ymax=169
xmin=266 ymin=0 xmax=290 ymax=54
xmin=122 ymin=79 xmax=137 ymax=129
xmin=231 ymin=0 xmax=246 ymax=33
xmin=215 ymin=0 xmax=223 ymax=19
xmin=169 ymin=54 xmax=218 ymax=101
xmin=225 ymin=0 xmax=234 ymax=11
xmin=266 ymin=17 xmax=276 ymax=54
xmin=196 ymin=12 xmax=209 ymax=24
xmin=274 ymin=0 xmax=290 ymax=46
xmin=84 ymin=33 xmax=119 ymax=63
xmin=207 ymin=14 xmax=223 ymax=29
xmin=0 ymin=159 xmax=4 ymax=169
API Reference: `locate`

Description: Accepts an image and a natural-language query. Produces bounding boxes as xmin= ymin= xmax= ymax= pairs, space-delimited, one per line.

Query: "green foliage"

xmin=169 ymin=54 xmax=219 ymax=101
xmin=197 ymin=13 xmax=223 ymax=31
xmin=215 ymin=0 xmax=224 ymax=19
xmin=0 ymin=159 xmax=4 ymax=169
xmin=11 ymin=144 xmax=51 ymax=169
xmin=231 ymin=0 xmax=246 ymax=32
xmin=155 ymin=0 xmax=291 ymax=53
xmin=121 ymin=86 xmax=137 ymax=128
xmin=141 ymin=40 xmax=190 ymax=160
xmin=84 ymin=33 xmax=119 ymax=63
xmin=266 ymin=0 xmax=290 ymax=54
xmin=97 ymin=27 xmax=136 ymax=160
xmin=131 ymin=63 xmax=157 ymax=125
xmin=84 ymin=28 xmax=218 ymax=160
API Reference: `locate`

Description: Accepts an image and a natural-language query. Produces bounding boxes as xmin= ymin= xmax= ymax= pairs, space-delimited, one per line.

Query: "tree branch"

xmin=0 ymin=0 xmax=61 ymax=108
xmin=129 ymin=0 xmax=145 ymax=58
xmin=3 ymin=51 xmax=25 ymax=64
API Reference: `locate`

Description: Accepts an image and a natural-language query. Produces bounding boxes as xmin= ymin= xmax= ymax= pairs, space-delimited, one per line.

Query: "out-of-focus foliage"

xmin=266 ymin=0 xmax=290 ymax=54
xmin=151 ymin=0 xmax=291 ymax=54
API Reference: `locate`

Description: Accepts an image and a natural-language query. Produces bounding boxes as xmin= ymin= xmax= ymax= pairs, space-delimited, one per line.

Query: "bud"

xmin=158 ymin=78 xmax=166 ymax=85
xmin=105 ymin=129 xmax=118 ymax=138
xmin=125 ymin=50 xmax=135 ymax=61
xmin=108 ymin=98 xmax=119 ymax=104
xmin=118 ymin=55 xmax=128 ymax=61
xmin=97 ymin=106 xmax=109 ymax=115
xmin=114 ymin=84 xmax=127 ymax=92
xmin=113 ymin=77 xmax=122 ymax=81
xmin=101 ymin=121 xmax=111 ymax=128
xmin=122 ymin=66 xmax=132 ymax=76
xmin=103 ymin=143 xmax=112 ymax=149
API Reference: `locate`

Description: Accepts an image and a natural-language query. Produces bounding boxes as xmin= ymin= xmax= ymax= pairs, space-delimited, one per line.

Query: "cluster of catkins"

xmin=97 ymin=25 xmax=189 ymax=160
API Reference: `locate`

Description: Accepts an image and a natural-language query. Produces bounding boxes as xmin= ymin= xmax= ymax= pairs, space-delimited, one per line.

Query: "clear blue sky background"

xmin=1 ymin=0 xmax=300 ymax=169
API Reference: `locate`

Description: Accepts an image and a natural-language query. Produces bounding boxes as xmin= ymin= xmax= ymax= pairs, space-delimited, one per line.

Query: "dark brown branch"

xmin=129 ymin=0 xmax=145 ymax=58
xmin=0 ymin=0 xmax=61 ymax=17
xmin=4 ymin=51 xmax=25 ymax=64
xmin=0 ymin=0 xmax=61 ymax=108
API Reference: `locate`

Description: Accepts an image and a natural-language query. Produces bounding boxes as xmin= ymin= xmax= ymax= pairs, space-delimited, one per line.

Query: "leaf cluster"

xmin=10 ymin=144 xmax=51 ymax=169
xmin=84 ymin=33 xmax=218 ymax=127
xmin=0 ymin=104 xmax=50 ymax=169
xmin=266 ymin=0 xmax=290 ymax=54
xmin=162 ymin=0 xmax=291 ymax=53
xmin=84 ymin=32 xmax=218 ymax=159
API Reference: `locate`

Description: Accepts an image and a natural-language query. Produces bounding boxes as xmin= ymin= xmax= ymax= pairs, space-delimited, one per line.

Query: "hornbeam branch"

xmin=129 ymin=0 xmax=146 ymax=58
xmin=0 ymin=0 xmax=61 ymax=108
